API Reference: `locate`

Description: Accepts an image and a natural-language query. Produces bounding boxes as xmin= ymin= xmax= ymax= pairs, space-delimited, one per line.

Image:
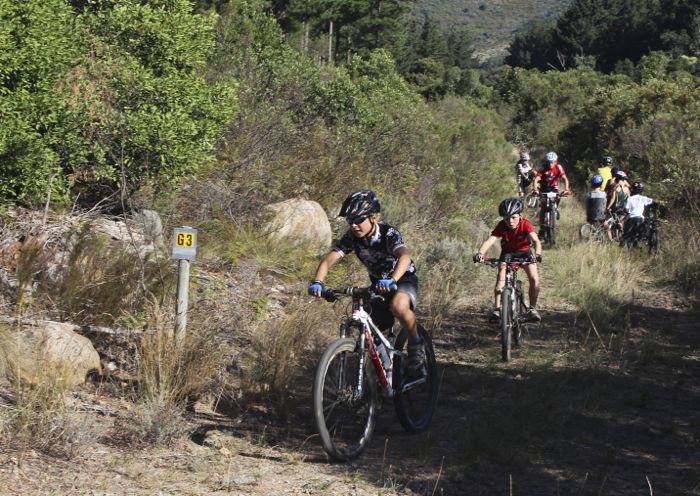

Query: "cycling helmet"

xmin=520 ymin=152 xmax=530 ymax=161
xmin=615 ymin=170 xmax=627 ymax=179
xmin=339 ymin=189 xmax=380 ymax=219
xmin=498 ymin=198 xmax=524 ymax=217
xmin=632 ymin=181 xmax=644 ymax=194
xmin=599 ymin=155 xmax=613 ymax=165
xmin=545 ymin=151 xmax=558 ymax=162
xmin=611 ymin=166 xmax=621 ymax=176
xmin=591 ymin=174 xmax=604 ymax=187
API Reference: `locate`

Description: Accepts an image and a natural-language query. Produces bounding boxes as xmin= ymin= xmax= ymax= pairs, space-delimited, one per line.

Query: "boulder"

xmin=133 ymin=209 xmax=166 ymax=251
xmin=0 ymin=318 xmax=101 ymax=386
xmin=265 ymin=199 xmax=331 ymax=252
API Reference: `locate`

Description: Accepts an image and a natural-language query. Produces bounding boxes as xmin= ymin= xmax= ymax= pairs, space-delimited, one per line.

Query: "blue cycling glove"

xmin=308 ymin=281 xmax=324 ymax=296
xmin=376 ymin=278 xmax=397 ymax=291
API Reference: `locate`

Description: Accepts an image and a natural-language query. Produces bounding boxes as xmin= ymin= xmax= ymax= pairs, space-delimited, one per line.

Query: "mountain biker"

xmin=532 ymin=151 xmax=571 ymax=233
xmin=515 ymin=152 xmax=534 ymax=199
xmin=308 ymin=189 xmax=424 ymax=375
xmin=596 ymin=156 xmax=613 ymax=194
xmin=621 ymin=182 xmax=655 ymax=247
xmin=587 ymin=175 xmax=614 ymax=241
xmin=473 ymin=198 xmax=543 ymax=323
xmin=606 ymin=169 xmax=630 ymax=231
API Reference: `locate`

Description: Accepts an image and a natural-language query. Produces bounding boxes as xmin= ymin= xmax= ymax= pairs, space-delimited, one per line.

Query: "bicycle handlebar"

xmin=321 ymin=285 xmax=397 ymax=302
xmin=478 ymin=257 xmax=536 ymax=268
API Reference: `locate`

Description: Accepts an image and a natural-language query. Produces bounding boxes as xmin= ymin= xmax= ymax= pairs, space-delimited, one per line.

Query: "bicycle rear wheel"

xmin=500 ymin=288 xmax=513 ymax=361
xmin=393 ymin=325 xmax=438 ymax=433
xmin=648 ymin=224 xmax=659 ymax=254
xmin=579 ymin=223 xmax=593 ymax=241
xmin=313 ymin=338 xmax=377 ymax=461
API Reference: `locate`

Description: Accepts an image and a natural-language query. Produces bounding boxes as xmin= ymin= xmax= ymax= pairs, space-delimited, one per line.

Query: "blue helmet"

xmin=591 ymin=174 xmax=604 ymax=187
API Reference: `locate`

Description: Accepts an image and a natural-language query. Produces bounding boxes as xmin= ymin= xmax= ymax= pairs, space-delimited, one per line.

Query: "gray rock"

xmin=266 ymin=199 xmax=331 ymax=253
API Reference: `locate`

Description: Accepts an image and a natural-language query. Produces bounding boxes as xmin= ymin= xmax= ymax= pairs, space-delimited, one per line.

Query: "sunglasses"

xmin=346 ymin=216 xmax=368 ymax=225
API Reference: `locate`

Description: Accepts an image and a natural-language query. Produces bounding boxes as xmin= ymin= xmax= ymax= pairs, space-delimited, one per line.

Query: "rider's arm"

xmin=312 ymin=250 xmax=343 ymax=287
xmin=476 ymin=235 xmax=499 ymax=257
xmin=390 ymin=246 xmax=412 ymax=282
xmin=528 ymin=232 xmax=542 ymax=258
xmin=532 ymin=174 xmax=540 ymax=191
xmin=562 ymin=174 xmax=570 ymax=193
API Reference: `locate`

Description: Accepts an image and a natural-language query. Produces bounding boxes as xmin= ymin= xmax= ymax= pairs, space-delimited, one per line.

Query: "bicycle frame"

xmin=332 ymin=290 xmax=404 ymax=398
xmin=327 ymin=286 xmax=433 ymax=398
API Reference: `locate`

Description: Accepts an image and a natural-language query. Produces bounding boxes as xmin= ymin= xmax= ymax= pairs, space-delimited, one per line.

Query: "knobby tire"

xmin=550 ymin=203 xmax=557 ymax=246
xmin=312 ymin=338 xmax=377 ymax=462
xmin=393 ymin=325 xmax=438 ymax=433
xmin=500 ymin=288 xmax=513 ymax=361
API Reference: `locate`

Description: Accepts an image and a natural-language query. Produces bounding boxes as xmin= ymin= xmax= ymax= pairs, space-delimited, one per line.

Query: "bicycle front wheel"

xmin=500 ymin=288 xmax=513 ymax=361
xmin=312 ymin=338 xmax=377 ymax=461
xmin=550 ymin=204 xmax=557 ymax=245
xmin=393 ymin=325 xmax=438 ymax=433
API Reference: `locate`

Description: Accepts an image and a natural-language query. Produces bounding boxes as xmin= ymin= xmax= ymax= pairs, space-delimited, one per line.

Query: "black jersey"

xmin=334 ymin=222 xmax=417 ymax=279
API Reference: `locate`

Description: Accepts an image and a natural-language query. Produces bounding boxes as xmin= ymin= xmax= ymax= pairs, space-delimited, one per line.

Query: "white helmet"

xmin=546 ymin=151 xmax=558 ymax=162
xmin=520 ymin=152 xmax=530 ymax=161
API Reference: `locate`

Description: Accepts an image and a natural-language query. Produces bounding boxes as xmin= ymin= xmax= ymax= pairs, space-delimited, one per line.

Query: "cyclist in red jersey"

xmin=473 ymin=198 xmax=543 ymax=322
xmin=532 ymin=151 xmax=571 ymax=226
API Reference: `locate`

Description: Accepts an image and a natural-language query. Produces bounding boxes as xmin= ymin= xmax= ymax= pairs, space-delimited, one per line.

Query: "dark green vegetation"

xmin=507 ymin=0 xmax=700 ymax=72
xmin=414 ymin=0 xmax=574 ymax=63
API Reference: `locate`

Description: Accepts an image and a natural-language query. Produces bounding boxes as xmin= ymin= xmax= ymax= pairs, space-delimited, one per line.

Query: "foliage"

xmin=506 ymin=0 xmax=700 ymax=72
xmin=0 ymin=0 xmax=84 ymax=204
xmin=0 ymin=0 xmax=237 ymax=206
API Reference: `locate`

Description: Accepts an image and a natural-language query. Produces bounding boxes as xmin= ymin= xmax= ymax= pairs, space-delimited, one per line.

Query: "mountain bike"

xmin=479 ymin=256 xmax=535 ymax=361
xmin=644 ymin=205 xmax=660 ymax=255
xmin=525 ymin=189 xmax=539 ymax=210
xmin=579 ymin=212 xmax=623 ymax=243
xmin=311 ymin=286 xmax=438 ymax=461
xmin=537 ymin=191 xmax=567 ymax=246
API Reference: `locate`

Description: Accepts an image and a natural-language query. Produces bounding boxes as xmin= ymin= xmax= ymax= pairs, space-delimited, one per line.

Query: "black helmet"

xmin=599 ymin=155 xmax=613 ymax=165
xmin=632 ymin=181 xmax=644 ymax=194
xmin=339 ymin=189 xmax=380 ymax=220
xmin=498 ymin=198 xmax=524 ymax=217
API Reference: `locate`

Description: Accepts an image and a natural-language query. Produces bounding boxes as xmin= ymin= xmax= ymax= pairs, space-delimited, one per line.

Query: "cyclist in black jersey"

xmin=308 ymin=190 xmax=423 ymax=376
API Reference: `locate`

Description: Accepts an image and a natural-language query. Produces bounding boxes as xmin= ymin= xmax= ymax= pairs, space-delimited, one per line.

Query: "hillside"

xmin=413 ymin=0 xmax=573 ymax=62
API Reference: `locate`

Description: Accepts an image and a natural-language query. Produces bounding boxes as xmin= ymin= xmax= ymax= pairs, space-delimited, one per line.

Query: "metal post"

xmin=175 ymin=258 xmax=190 ymax=345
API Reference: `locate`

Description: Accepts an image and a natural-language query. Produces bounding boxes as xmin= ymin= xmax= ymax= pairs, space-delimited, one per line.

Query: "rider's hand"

xmin=308 ymin=280 xmax=325 ymax=297
xmin=376 ymin=278 xmax=396 ymax=293
xmin=533 ymin=189 xmax=540 ymax=195
xmin=534 ymin=253 xmax=542 ymax=263
xmin=473 ymin=252 xmax=484 ymax=263
xmin=563 ymin=190 xmax=571 ymax=196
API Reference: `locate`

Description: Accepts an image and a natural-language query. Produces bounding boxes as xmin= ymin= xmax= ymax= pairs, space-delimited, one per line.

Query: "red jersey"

xmin=491 ymin=218 xmax=535 ymax=252
xmin=536 ymin=162 xmax=566 ymax=191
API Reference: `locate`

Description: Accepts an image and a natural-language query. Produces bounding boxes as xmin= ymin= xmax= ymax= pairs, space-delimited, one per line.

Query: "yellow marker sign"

xmin=172 ymin=227 xmax=197 ymax=260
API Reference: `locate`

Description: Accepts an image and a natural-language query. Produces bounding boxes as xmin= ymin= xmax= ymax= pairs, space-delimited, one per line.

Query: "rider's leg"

xmin=523 ymin=264 xmax=539 ymax=308
xmin=390 ymin=292 xmax=417 ymax=341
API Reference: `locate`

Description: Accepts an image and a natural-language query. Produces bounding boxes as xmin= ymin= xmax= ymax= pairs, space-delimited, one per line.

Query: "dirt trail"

xmin=1 ymin=286 xmax=698 ymax=496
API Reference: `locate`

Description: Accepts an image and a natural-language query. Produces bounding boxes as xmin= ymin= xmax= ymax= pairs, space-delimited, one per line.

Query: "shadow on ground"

xmin=205 ymin=299 xmax=700 ymax=495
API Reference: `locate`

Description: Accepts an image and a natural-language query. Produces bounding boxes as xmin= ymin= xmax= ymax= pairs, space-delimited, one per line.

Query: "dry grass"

xmin=0 ymin=328 xmax=97 ymax=459
xmin=243 ymin=295 xmax=337 ymax=399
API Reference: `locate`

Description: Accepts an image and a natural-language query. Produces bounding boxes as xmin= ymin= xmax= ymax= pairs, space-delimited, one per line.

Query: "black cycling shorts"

xmin=368 ymin=273 xmax=419 ymax=331
xmin=499 ymin=250 xmax=532 ymax=262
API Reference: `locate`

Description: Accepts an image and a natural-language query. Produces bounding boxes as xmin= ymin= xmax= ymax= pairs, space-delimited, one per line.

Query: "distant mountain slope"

xmin=413 ymin=0 xmax=573 ymax=63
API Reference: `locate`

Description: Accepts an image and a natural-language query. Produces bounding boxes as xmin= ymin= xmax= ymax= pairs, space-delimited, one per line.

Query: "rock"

xmin=0 ymin=319 xmax=101 ymax=386
xmin=265 ymin=199 xmax=331 ymax=252
xmin=133 ymin=209 xmax=165 ymax=251
xmin=222 ymin=473 xmax=257 ymax=486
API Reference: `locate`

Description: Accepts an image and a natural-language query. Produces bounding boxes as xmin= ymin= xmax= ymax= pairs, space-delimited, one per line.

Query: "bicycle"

xmin=537 ymin=191 xmax=567 ymax=246
xmin=579 ymin=212 xmax=623 ymax=243
xmin=643 ymin=205 xmax=660 ymax=254
xmin=524 ymin=189 xmax=539 ymax=210
xmin=478 ymin=256 xmax=536 ymax=361
xmin=312 ymin=286 xmax=438 ymax=461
